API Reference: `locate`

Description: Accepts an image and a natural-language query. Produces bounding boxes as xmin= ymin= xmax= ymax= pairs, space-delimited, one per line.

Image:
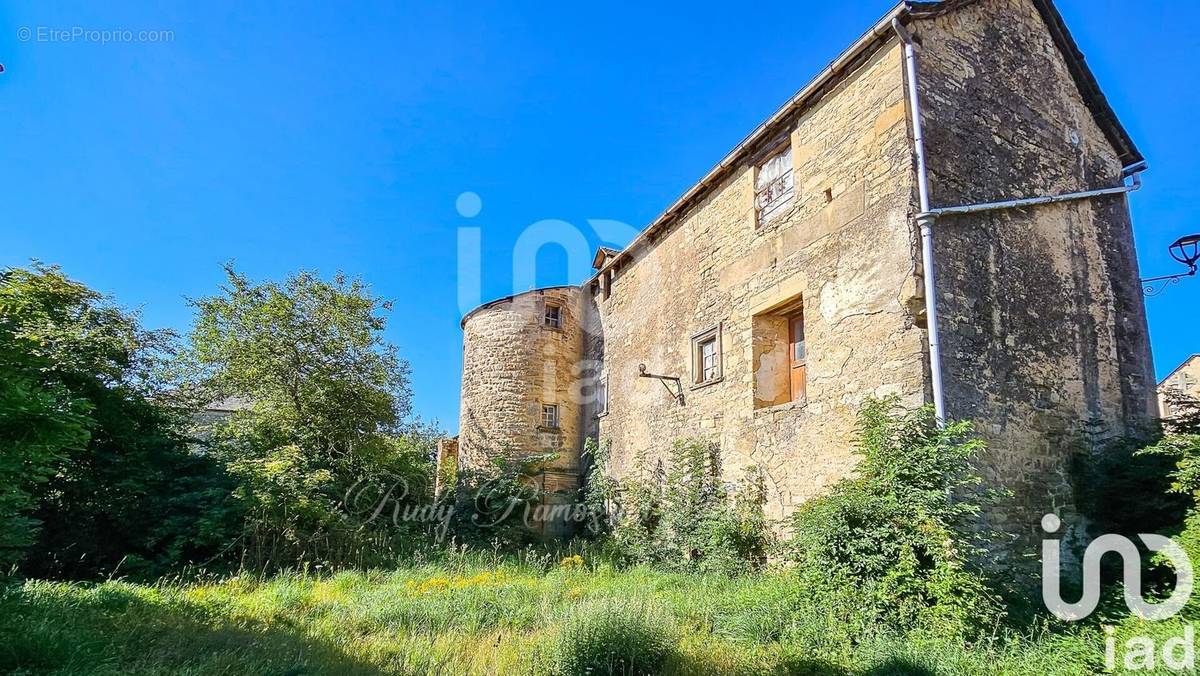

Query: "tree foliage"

xmin=0 ymin=264 xmax=236 ymax=577
xmin=0 ymin=266 xmax=93 ymax=568
xmin=186 ymin=264 xmax=412 ymax=449
xmin=183 ymin=265 xmax=436 ymax=569
xmin=1138 ymin=394 xmax=1200 ymax=514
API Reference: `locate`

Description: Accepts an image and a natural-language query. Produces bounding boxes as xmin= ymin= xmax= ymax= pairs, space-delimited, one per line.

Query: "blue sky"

xmin=2 ymin=0 xmax=1197 ymax=432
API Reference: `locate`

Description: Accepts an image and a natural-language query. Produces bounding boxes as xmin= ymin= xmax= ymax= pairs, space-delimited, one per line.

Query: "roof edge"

xmin=460 ymin=284 xmax=579 ymax=328
xmin=588 ymin=0 xmax=1144 ymax=284
xmin=1159 ymin=354 xmax=1200 ymax=387
xmin=1027 ymin=0 xmax=1143 ymax=167
xmin=908 ymin=0 xmax=1141 ymax=166
xmin=587 ymin=1 xmax=910 ymax=283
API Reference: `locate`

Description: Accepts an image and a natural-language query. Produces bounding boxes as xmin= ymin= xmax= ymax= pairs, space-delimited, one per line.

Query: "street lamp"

xmin=1143 ymin=234 xmax=1200 ymax=296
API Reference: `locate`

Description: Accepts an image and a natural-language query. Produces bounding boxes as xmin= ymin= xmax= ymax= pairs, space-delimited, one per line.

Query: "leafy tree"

xmin=187 ymin=264 xmax=412 ymax=449
xmin=0 ymin=264 xmax=236 ymax=577
xmin=1137 ymin=393 xmax=1200 ymax=561
xmin=183 ymin=265 xmax=435 ymax=568
xmin=0 ymin=304 xmax=91 ymax=569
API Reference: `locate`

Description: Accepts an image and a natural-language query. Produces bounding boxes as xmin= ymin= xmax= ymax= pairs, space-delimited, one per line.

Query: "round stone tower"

xmin=458 ymin=286 xmax=585 ymax=535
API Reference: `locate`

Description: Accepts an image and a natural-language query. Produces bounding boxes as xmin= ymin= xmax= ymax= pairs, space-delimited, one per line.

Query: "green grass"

xmin=0 ymin=553 xmax=1191 ymax=675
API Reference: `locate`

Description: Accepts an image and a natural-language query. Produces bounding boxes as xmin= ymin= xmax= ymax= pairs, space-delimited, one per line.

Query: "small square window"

xmin=755 ymin=145 xmax=794 ymax=227
xmin=691 ymin=324 xmax=723 ymax=386
xmin=541 ymin=404 xmax=560 ymax=429
xmin=544 ymin=305 xmax=562 ymax=329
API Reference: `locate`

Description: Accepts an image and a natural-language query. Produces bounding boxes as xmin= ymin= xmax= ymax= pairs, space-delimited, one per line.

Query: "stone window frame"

xmin=754 ymin=143 xmax=795 ymax=229
xmin=690 ymin=323 xmax=724 ymax=389
xmin=543 ymin=304 xmax=562 ymax=329
xmin=540 ymin=403 xmax=560 ymax=429
xmin=596 ymin=373 xmax=609 ymax=417
xmin=751 ymin=292 xmax=808 ymax=413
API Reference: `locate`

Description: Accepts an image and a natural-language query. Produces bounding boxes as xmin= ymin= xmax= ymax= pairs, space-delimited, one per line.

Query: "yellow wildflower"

xmin=558 ymin=554 xmax=585 ymax=570
xmin=404 ymin=571 xmax=511 ymax=595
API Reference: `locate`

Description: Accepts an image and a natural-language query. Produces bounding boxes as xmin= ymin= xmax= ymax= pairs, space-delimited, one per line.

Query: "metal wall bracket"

xmin=638 ymin=363 xmax=685 ymax=406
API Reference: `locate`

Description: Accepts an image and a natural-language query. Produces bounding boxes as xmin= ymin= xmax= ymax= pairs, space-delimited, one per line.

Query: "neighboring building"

xmin=189 ymin=397 xmax=253 ymax=443
xmin=1159 ymin=355 xmax=1200 ymax=419
xmin=456 ymin=0 xmax=1156 ymax=546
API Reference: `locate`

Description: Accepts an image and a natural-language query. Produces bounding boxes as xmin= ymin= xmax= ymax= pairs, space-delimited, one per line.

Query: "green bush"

xmin=543 ymin=598 xmax=676 ymax=676
xmin=603 ymin=439 xmax=772 ymax=574
xmin=581 ymin=437 xmax=619 ymax=537
xmin=448 ymin=453 xmax=554 ymax=549
xmin=183 ymin=265 xmax=442 ymax=570
xmin=1 ymin=264 xmax=238 ymax=578
xmin=1136 ymin=394 xmax=1200 ymax=587
xmin=787 ymin=397 xmax=1004 ymax=637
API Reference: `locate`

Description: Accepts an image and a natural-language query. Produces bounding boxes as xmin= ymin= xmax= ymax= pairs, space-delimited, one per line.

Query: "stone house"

xmin=1159 ymin=355 xmax=1200 ymax=420
xmin=456 ymin=0 xmax=1156 ymax=545
xmin=187 ymin=397 xmax=253 ymax=448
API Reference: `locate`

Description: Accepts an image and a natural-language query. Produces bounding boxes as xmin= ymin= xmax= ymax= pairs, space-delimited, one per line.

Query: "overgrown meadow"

xmin=5 ymin=551 xmax=1200 ymax=675
xmin=3 ymin=263 xmax=1199 ymax=675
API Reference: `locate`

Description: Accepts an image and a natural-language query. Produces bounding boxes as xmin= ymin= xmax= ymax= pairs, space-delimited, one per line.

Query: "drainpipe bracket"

xmin=1126 ymin=171 xmax=1142 ymax=191
xmin=891 ymin=18 xmax=918 ymax=47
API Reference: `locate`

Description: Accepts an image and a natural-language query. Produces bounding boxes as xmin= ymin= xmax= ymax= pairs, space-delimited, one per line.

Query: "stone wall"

xmin=917 ymin=0 xmax=1157 ymax=542
xmin=459 ymin=286 xmax=585 ymax=491
xmin=585 ymin=40 xmax=927 ymax=521
xmin=454 ymin=0 xmax=1156 ymax=550
xmin=1159 ymin=355 xmax=1200 ymax=420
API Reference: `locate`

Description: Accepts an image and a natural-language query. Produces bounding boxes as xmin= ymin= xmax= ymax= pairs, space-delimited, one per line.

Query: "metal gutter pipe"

xmin=893 ymin=18 xmax=947 ymax=424
xmin=919 ymin=170 xmax=1143 ymax=219
xmin=892 ymin=17 xmax=1147 ymax=425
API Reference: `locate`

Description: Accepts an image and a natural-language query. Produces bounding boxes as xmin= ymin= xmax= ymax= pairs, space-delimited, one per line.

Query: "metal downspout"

xmin=893 ymin=18 xmax=946 ymax=423
xmin=891 ymin=18 xmax=1146 ymax=425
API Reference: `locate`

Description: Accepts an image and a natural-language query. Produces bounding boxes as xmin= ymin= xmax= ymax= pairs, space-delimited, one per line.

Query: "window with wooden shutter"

xmin=755 ymin=146 xmax=794 ymax=227
xmin=788 ymin=310 xmax=806 ymax=402
xmin=751 ymin=296 xmax=808 ymax=410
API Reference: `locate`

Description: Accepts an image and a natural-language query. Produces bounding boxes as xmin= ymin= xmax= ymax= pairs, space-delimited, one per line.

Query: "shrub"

xmin=581 ymin=438 xmax=619 ymax=537
xmin=543 ymin=598 xmax=676 ymax=676
xmin=1137 ymin=395 xmax=1200 ymax=578
xmin=605 ymin=439 xmax=772 ymax=574
xmin=787 ymin=397 xmax=1004 ymax=637
xmin=448 ymin=452 xmax=555 ymax=549
xmin=1137 ymin=392 xmax=1200 ymax=508
xmin=1074 ymin=437 xmax=1188 ymax=538
xmin=1 ymin=264 xmax=238 ymax=578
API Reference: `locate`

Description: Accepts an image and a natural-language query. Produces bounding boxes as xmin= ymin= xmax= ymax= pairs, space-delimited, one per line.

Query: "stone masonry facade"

xmin=456 ymin=0 xmax=1156 ymax=551
xmin=1159 ymin=355 xmax=1200 ymax=421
